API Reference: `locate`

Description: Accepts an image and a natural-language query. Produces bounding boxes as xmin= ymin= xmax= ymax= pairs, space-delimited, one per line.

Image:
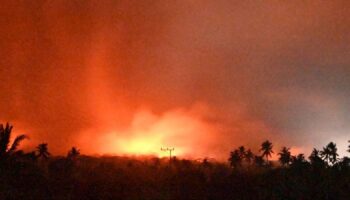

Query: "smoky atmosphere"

xmin=1 ymin=1 xmax=350 ymax=199
xmin=1 ymin=0 xmax=350 ymax=158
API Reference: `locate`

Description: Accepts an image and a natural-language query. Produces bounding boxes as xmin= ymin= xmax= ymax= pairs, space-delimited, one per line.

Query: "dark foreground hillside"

xmin=1 ymin=154 xmax=349 ymax=200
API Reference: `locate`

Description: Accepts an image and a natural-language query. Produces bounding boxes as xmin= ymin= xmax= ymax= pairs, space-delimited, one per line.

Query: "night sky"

xmin=1 ymin=0 xmax=349 ymax=159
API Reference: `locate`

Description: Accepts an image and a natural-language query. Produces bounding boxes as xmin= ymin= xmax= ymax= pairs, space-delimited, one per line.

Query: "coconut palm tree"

xmin=238 ymin=146 xmax=246 ymax=158
xmin=327 ymin=142 xmax=338 ymax=165
xmin=254 ymin=155 xmax=265 ymax=167
xmin=321 ymin=142 xmax=338 ymax=165
xmin=290 ymin=154 xmax=308 ymax=168
xmin=229 ymin=149 xmax=242 ymax=169
xmin=320 ymin=146 xmax=331 ymax=165
xmin=309 ymin=148 xmax=325 ymax=167
xmin=245 ymin=149 xmax=254 ymax=165
xmin=0 ymin=123 xmax=27 ymax=158
xmin=260 ymin=140 xmax=274 ymax=163
xmin=67 ymin=147 xmax=80 ymax=160
xmin=337 ymin=156 xmax=350 ymax=170
xmin=36 ymin=143 xmax=50 ymax=160
xmin=202 ymin=158 xmax=211 ymax=168
xmin=309 ymin=148 xmax=320 ymax=160
xmin=278 ymin=147 xmax=291 ymax=167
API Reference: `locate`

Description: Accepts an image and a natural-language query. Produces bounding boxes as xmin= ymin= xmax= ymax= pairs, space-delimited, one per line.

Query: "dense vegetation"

xmin=1 ymin=123 xmax=349 ymax=199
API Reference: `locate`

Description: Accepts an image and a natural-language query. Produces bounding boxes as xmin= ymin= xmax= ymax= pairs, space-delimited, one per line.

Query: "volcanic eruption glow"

xmin=1 ymin=0 xmax=350 ymax=159
xmin=76 ymin=107 xmax=222 ymax=158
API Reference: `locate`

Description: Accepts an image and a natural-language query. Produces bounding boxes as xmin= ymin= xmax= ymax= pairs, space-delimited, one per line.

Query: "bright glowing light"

xmin=77 ymin=108 xmax=218 ymax=158
xmin=117 ymin=135 xmax=165 ymax=157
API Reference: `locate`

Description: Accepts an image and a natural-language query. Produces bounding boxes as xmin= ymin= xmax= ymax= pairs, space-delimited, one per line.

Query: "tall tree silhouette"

xmin=278 ymin=147 xmax=291 ymax=167
xmin=254 ymin=155 xmax=264 ymax=167
xmin=36 ymin=143 xmax=50 ymax=160
xmin=321 ymin=142 xmax=338 ymax=165
xmin=320 ymin=146 xmax=331 ymax=165
xmin=348 ymin=140 xmax=350 ymax=153
xmin=338 ymin=156 xmax=350 ymax=170
xmin=67 ymin=147 xmax=80 ymax=160
xmin=0 ymin=123 xmax=27 ymax=158
xmin=290 ymin=154 xmax=308 ymax=168
xmin=245 ymin=149 xmax=254 ymax=165
xmin=327 ymin=142 xmax=338 ymax=165
xmin=309 ymin=148 xmax=325 ymax=167
xmin=260 ymin=140 xmax=273 ymax=164
xmin=238 ymin=146 xmax=246 ymax=157
xmin=229 ymin=149 xmax=242 ymax=169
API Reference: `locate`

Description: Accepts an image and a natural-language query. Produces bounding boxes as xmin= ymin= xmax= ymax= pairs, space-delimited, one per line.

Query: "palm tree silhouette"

xmin=348 ymin=140 xmax=350 ymax=153
xmin=0 ymin=123 xmax=27 ymax=158
xmin=238 ymin=146 xmax=246 ymax=157
xmin=290 ymin=154 xmax=308 ymax=168
xmin=202 ymin=158 xmax=211 ymax=168
xmin=254 ymin=155 xmax=264 ymax=167
xmin=245 ymin=149 xmax=254 ymax=165
xmin=229 ymin=149 xmax=242 ymax=169
xmin=338 ymin=156 xmax=350 ymax=170
xmin=67 ymin=147 xmax=80 ymax=160
xmin=36 ymin=143 xmax=50 ymax=160
xmin=320 ymin=146 xmax=331 ymax=165
xmin=309 ymin=148 xmax=324 ymax=167
xmin=327 ymin=142 xmax=338 ymax=165
xmin=260 ymin=140 xmax=273 ymax=164
xmin=309 ymin=148 xmax=320 ymax=159
xmin=291 ymin=154 xmax=306 ymax=163
xmin=321 ymin=142 xmax=338 ymax=165
xmin=278 ymin=147 xmax=291 ymax=167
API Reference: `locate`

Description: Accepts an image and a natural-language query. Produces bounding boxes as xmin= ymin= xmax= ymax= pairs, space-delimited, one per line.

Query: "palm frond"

xmin=0 ymin=123 xmax=13 ymax=155
xmin=8 ymin=134 xmax=28 ymax=154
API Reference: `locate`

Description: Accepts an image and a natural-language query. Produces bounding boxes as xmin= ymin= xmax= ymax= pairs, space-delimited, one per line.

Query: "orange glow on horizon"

xmin=113 ymin=132 xmax=183 ymax=157
xmin=76 ymin=107 xmax=218 ymax=159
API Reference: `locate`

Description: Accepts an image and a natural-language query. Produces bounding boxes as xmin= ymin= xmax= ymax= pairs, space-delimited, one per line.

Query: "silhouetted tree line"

xmin=1 ymin=123 xmax=349 ymax=199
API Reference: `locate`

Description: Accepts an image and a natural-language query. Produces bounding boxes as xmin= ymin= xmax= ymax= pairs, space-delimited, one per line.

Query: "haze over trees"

xmin=0 ymin=123 xmax=349 ymax=199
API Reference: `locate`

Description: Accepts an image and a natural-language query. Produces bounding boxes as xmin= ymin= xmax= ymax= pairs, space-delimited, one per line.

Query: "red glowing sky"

xmin=0 ymin=1 xmax=350 ymax=159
